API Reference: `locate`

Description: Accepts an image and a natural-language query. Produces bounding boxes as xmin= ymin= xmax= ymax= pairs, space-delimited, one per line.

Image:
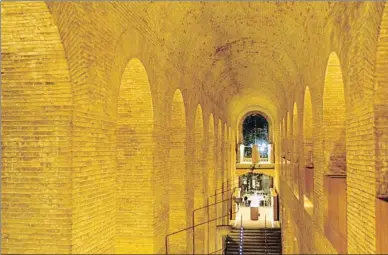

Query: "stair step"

xmin=227 ymin=241 xmax=281 ymax=245
xmin=227 ymin=248 xmax=282 ymax=251
xmin=230 ymin=232 xmax=281 ymax=234
xmin=231 ymin=228 xmax=281 ymax=231
xmin=227 ymin=252 xmax=281 ymax=255
xmin=229 ymin=237 xmax=281 ymax=240
xmin=227 ymin=243 xmax=281 ymax=246
xmin=227 ymin=245 xmax=282 ymax=249
xmin=230 ymin=230 xmax=281 ymax=233
xmin=226 ymin=228 xmax=282 ymax=255
xmin=229 ymin=235 xmax=281 ymax=238
xmin=227 ymin=249 xmax=282 ymax=253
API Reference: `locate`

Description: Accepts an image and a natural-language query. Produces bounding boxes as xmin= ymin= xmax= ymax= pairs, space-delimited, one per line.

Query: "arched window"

xmin=242 ymin=114 xmax=269 ymax=162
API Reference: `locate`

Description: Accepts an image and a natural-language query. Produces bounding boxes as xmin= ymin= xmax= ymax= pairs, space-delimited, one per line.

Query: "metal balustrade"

xmin=165 ymin=177 xmax=240 ymax=255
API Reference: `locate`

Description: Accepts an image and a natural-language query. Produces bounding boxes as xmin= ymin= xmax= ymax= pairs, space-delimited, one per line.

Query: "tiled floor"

xmin=230 ymin=205 xmax=280 ymax=229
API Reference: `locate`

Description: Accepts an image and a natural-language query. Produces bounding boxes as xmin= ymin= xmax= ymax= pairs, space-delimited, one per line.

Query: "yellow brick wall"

xmin=278 ymin=2 xmax=387 ymax=254
xmin=1 ymin=3 xmax=73 ymax=253
xmin=303 ymin=86 xmax=313 ymax=167
xmin=375 ymin=3 xmax=388 ymax=198
xmin=207 ymin=114 xmax=216 ymax=253
xmin=193 ymin=105 xmax=205 ymax=254
xmin=167 ymin=89 xmax=187 ymax=254
xmin=2 ymin=2 xmax=234 ymax=254
xmin=322 ymin=53 xmax=346 ymax=175
xmin=2 ymin=1 xmax=388 ymax=255
xmin=115 ymin=58 xmax=155 ymax=253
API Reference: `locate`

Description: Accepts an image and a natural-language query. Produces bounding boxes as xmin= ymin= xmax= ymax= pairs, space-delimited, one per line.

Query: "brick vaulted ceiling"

xmin=116 ymin=2 xmax=333 ymax=121
xmin=48 ymin=1 xmax=358 ymax=123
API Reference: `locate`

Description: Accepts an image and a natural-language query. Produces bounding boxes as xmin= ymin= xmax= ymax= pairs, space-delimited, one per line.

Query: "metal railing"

xmin=165 ymin=209 xmax=238 ymax=255
xmin=165 ymin=177 xmax=240 ymax=255
xmin=193 ymin=196 xmax=236 ymax=254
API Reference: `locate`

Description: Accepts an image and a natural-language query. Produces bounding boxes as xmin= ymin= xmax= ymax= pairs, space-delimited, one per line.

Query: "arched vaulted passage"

xmin=282 ymin=117 xmax=286 ymax=158
xmin=216 ymin=119 xmax=223 ymax=228
xmin=285 ymin=112 xmax=292 ymax=185
xmin=303 ymin=87 xmax=314 ymax=167
xmin=231 ymin=129 xmax=236 ymax=184
xmin=1 ymin=2 xmax=73 ymax=253
xmin=280 ymin=121 xmax=284 ymax=178
xmin=116 ymin=58 xmax=155 ymax=254
xmin=208 ymin=114 xmax=216 ymax=199
xmin=286 ymin=111 xmax=291 ymax=159
xmin=292 ymin=102 xmax=299 ymax=162
xmin=222 ymin=123 xmax=228 ymax=224
xmin=167 ymin=89 xmax=188 ymax=254
xmin=323 ymin=52 xmax=347 ymax=175
xmin=322 ymin=52 xmax=347 ymax=254
xmin=292 ymin=103 xmax=299 ymax=198
xmin=207 ymin=114 xmax=216 ymax=253
xmin=194 ymin=104 xmax=206 ymax=254
xmin=303 ymin=86 xmax=314 ymax=204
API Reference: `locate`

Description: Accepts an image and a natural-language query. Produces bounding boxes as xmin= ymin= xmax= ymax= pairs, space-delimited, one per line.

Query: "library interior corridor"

xmin=1 ymin=1 xmax=388 ymax=254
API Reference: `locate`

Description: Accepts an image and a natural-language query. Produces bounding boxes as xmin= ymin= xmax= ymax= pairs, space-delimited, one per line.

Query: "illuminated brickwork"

xmin=1 ymin=1 xmax=388 ymax=254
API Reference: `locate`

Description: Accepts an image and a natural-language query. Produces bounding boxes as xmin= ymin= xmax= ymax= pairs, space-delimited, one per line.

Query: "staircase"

xmin=225 ymin=228 xmax=282 ymax=255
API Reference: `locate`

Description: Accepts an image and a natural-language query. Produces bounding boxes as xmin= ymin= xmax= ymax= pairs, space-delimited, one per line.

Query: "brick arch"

xmin=280 ymin=121 xmax=285 ymax=178
xmin=194 ymin=104 xmax=206 ymax=254
xmin=322 ymin=52 xmax=348 ymax=253
xmin=231 ymin=128 xmax=236 ymax=182
xmin=282 ymin=117 xmax=286 ymax=158
xmin=208 ymin=114 xmax=216 ymax=198
xmin=1 ymin=2 xmax=73 ymax=253
xmin=167 ymin=89 xmax=188 ymax=253
xmin=375 ymin=3 xmax=388 ymax=198
xmin=224 ymin=123 xmax=229 ymax=186
xmin=292 ymin=102 xmax=299 ymax=162
xmin=115 ymin=58 xmax=154 ymax=253
xmin=323 ymin=52 xmax=346 ymax=175
xmin=216 ymin=119 xmax=223 ymax=226
xmin=292 ymin=102 xmax=300 ymax=196
xmin=303 ymin=86 xmax=314 ymax=202
xmin=286 ymin=111 xmax=291 ymax=159
xmin=303 ymin=86 xmax=314 ymax=166
xmin=207 ymin=113 xmax=216 ymax=253
xmin=222 ymin=123 xmax=228 ymax=224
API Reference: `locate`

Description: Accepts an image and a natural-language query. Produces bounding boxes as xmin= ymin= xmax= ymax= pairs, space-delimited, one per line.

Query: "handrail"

xmin=165 ymin=210 xmax=238 ymax=255
xmin=194 ymin=194 xmax=237 ymax=254
xmin=165 ymin=177 xmax=240 ymax=255
xmin=209 ymin=248 xmax=223 ymax=254
xmin=206 ymin=186 xmax=237 ymax=253
xmin=208 ymin=187 xmax=236 ymax=199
